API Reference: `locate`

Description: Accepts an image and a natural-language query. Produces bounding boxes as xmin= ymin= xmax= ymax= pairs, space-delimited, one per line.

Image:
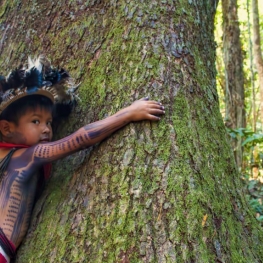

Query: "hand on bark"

xmin=127 ymin=97 xmax=165 ymax=122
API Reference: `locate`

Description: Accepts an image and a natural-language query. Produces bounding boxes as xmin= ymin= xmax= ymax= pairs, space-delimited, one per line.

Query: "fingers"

xmin=139 ymin=97 xmax=163 ymax=107
xmin=140 ymin=97 xmax=149 ymax=101
xmin=148 ymin=108 xmax=165 ymax=116
xmin=140 ymin=98 xmax=162 ymax=106
xmin=146 ymin=108 xmax=165 ymax=122
xmin=144 ymin=99 xmax=165 ymax=118
xmin=147 ymin=114 xmax=162 ymax=121
xmin=140 ymin=97 xmax=161 ymax=104
xmin=147 ymin=103 xmax=164 ymax=110
xmin=145 ymin=100 xmax=165 ymax=111
xmin=137 ymin=97 xmax=165 ymax=121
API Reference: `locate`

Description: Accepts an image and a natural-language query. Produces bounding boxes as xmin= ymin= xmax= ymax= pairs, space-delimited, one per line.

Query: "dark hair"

xmin=0 ymin=95 xmax=53 ymax=125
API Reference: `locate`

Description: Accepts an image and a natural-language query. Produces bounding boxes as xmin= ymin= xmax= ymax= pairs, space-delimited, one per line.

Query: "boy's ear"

xmin=0 ymin=120 xmax=14 ymax=137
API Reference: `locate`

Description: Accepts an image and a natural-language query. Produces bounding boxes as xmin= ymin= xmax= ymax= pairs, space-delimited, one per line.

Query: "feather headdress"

xmin=0 ymin=55 xmax=79 ymax=115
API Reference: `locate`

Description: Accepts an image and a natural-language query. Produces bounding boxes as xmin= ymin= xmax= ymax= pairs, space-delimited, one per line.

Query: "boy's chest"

xmin=0 ymin=169 xmax=41 ymax=206
xmin=0 ymin=170 xmax=43 ymax=246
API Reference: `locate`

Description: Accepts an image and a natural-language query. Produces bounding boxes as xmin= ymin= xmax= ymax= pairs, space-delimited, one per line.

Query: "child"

xmin=0 ymin=57 xmax=165 ymax=263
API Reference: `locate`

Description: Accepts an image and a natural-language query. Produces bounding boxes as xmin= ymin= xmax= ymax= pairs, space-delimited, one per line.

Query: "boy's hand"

xmin=127 ymin=97 xmax=165 ymax=122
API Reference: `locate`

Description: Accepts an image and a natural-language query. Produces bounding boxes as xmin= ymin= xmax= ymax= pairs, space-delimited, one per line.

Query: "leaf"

xmin=248 ymin=180 xmax=257 ymax=190
xmin=257 ymin=215 xmax=263 ymax=221
xmin=202 ymin=214 xmax=208 ymax=227
xmin=242 ymin=133 xmax=263 ymax=146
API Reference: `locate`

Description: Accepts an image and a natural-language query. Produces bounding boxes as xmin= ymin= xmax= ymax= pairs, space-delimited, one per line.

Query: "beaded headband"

xmin=0 ymin=55 xmax=77 ymax=115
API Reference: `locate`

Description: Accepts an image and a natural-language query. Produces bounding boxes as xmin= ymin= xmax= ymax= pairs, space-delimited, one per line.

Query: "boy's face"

xmin=9 ymin=106 xmax=53 ymax=146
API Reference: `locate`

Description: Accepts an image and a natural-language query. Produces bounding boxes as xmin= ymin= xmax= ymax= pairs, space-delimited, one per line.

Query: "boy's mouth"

xmin=39 ymin=138 xmax=50 ymax=143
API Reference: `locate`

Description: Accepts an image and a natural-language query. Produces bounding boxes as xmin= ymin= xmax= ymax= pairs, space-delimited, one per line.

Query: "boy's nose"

xmin=43 ymin=125 xmax=51 ymax=134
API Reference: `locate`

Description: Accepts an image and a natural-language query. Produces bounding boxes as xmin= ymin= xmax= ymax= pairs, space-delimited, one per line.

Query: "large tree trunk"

xmin=252 ymin=0 xmax=263 ymax=125
xmin=221 ymin=0 xmax=245 ymax=169
xmin=1 ymin=1 xmax=263 ymax=262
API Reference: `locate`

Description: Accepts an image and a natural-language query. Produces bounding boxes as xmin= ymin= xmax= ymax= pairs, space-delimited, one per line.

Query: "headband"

xmin=0 ymin=55 xmax=75 ymax=115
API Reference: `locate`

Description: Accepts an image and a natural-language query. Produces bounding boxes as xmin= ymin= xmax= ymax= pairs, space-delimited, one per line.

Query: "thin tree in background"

xmin=252 ymin=0 xmax=263 ymax=125
xmin=246 ymin=0 xmax=259 ymax=173
xmin=247 ymin=0 xmax=257 ymax=132
xmin=222 ymin=0 xmax=245 ymax=169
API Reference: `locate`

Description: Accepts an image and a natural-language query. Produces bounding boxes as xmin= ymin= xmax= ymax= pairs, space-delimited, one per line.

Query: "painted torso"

xmin=0 ymin=149 xmax=42 ymax=248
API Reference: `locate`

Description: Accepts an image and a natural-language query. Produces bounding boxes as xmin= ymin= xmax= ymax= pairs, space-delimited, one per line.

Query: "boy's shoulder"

xmin=0 ymin=147 xmax=28 ymax=159
xmin=0 ymin=148 xmax=11 ymax=159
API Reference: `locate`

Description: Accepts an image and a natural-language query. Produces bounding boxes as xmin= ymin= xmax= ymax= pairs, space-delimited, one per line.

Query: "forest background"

xmin=216 ymin=0 xmax=263 ymax=224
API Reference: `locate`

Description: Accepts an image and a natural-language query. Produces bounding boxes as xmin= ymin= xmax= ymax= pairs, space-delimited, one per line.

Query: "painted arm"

xmin=31 ymin=98 xmax=165 ymax=164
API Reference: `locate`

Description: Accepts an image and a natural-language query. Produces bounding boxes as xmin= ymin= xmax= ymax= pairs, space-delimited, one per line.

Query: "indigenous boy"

xmin=0 ymin=58 xmax=165 ymax=263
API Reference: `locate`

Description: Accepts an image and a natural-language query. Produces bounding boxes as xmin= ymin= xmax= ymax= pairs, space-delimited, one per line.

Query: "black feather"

xmin=24 ymin=67 xmax=42 ymax=90
xmin=53 ymin=102 xmax=74 ymax=119
xmin=0 ymin=75 xmax=9 ymax=92
xmin=44 ymin=68 xmax=69 ymax=85
xmin=52 ymin=101 xmax=75 ymax=133
xmin=6 ymin=68 xmax=25 ymax=89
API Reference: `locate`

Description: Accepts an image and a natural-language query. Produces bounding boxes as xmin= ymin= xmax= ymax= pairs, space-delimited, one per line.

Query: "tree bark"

xmin=221 ymin=0 xmax=245 ymax=169
xmin=1 ymin=1 xmax=263 ymax=262
xmin=252 ymin=0 xmax=263 ymax=125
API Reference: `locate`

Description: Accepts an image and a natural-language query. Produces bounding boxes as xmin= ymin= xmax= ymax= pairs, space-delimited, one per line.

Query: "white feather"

xmin=27 ymin=56 xmax=43 ymax=72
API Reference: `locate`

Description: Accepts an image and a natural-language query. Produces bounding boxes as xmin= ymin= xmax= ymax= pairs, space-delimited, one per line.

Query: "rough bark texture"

xmin=252 ymin=0 xmax=263 ymax=125
xmin=1 ymin=1 xmax=263 ymax=262
xmin=221 ymin=0 xmax=245 ymax=169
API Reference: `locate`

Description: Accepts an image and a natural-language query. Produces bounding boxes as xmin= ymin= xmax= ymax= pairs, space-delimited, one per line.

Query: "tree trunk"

xmin=1 ymin=1 xmax=263 ymax=262
xmin=221 ymin=0 xmax=245 ymax=169
xmin=245 ymin=0 xmax=258 ymax=133
xmin=252 ymin=0 xmax=263 ymax=125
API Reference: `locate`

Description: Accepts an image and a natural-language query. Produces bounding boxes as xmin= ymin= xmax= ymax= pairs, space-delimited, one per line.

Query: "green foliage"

xmin=227 ymin=127 xmax=263 ymax=162
xmin=226 ymin=127 xmax=263 ymax=147
xmin=227 ymin=127 xmax=263 ymax=223
xmin=243 ymin=133 xmax=263 ymax=147
xmin=227 ymin=127 xmax=254 ymax=140
xmin=247 ymin=179 xmax=263 ymax=223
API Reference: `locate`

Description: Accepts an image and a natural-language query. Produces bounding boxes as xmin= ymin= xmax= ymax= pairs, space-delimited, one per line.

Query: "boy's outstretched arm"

xmin=31 ymin=98 xmax=165 ymax=164
xmin=80 ymin=98 xmax=164 ymax=144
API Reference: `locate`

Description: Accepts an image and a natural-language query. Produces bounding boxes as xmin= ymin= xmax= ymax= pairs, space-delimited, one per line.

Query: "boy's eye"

xmin=32 ymin=120 xmax=40 ymax=124
xmin=47 ymin=121 xmax=52 ymax=126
